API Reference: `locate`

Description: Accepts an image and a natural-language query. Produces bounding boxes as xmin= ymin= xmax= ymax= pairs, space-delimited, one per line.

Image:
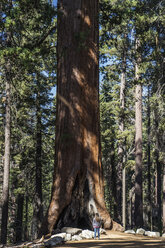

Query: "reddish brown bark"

xmin=40 ymin=0 xmax=113 ymax=235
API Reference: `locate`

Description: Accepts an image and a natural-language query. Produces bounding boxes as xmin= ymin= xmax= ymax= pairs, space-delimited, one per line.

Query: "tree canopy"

xmin=0 ymin=0 xmax=165 ymax=244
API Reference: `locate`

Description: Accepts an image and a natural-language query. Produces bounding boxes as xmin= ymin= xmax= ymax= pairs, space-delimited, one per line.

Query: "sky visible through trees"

xmin=0 ymin=0 xmax=165 ymax=245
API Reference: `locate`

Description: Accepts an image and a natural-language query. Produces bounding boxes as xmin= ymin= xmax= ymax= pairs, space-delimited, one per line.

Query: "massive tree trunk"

xmin=40 ymin=0 xmax=113 ymax=235
xmin=134 ymin=38 xmax=143 ymax=228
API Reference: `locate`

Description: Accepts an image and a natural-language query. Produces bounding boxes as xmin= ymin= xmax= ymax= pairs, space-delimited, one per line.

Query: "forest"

xmin=0 ymin=0 xmax=165 ymax=245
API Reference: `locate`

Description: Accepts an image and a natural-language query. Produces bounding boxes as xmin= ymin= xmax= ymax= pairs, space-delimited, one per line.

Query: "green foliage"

xmin=0 ymin=0 xmax=165 ymax=241
xmin=100 ymin=0 xmax=165 ymax=229
xmin=0 ymin=0 xmax=57 ymax=242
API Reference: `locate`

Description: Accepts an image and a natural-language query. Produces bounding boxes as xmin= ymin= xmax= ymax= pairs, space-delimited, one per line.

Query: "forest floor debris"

xmin=56 ymin=230 xmax=165 ymax=248
xmin=3 ymin=230 xmax=165 ymax=248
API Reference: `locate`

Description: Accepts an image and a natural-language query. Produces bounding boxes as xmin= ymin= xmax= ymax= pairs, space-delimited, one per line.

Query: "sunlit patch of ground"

xmin=56 ymin=230 xmax=165 ymax=248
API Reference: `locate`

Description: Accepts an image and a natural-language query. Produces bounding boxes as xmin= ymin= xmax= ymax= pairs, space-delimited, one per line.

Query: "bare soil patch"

xmin=56 ymin=230 xmax=165 ymax=248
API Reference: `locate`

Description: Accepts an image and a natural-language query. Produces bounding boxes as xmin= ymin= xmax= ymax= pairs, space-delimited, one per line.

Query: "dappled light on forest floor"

xmin=56 ymin=231 xmax=165 ymax=248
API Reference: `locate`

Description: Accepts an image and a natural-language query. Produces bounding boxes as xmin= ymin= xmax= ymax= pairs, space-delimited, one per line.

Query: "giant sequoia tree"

xmin=41 ymin=0 xmax=114 ymax=235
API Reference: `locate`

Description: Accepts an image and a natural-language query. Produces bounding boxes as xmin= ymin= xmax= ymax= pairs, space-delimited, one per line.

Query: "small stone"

xmin=144 ymin=231 xmax=160 ymax=238
xmin=71 ymin=235 xmax=82 ymax=241
xmin=61 ymin=227 xmax=82 ymax=235
xmin=136 ymin=228 xmax=145 ymax=235
xmin=125 ymin=230 xmax=135 ymax=234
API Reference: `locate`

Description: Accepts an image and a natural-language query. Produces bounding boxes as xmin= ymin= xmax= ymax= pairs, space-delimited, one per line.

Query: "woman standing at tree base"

xmin=93 ymin=213 xmax=102 ymax=239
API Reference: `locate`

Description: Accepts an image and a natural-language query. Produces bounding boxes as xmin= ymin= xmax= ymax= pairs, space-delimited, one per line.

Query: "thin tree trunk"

xmin=147 ymin=85 xmax=152 ymax=230
xmin=15 ymin=194 xmax=24 ymax=243
xmin=0 ymin=76 xmax=11 ymax=244
xmin=122 ymin=159 xmax=126 ymax=229
xmin=117 ymin=45 xmax=126 ymax=226
xmin=24 ymin=194 xmax=29 ymax=241
xmin=129 ymin=186 xmax=135 ymax=228
xmin=32 ymin=80 xmax=43 ymax=239
xmin=134 ymin=38 xmax=143 ymax=228
xmin=0 ymin=158 xmax=4 ymax=229
xmin=40 ymin=0 xmax=115 ymax=236
xmin=163 ymin=164 xmax=165 ymax=232
xmin=111 ymin=145 xmax=117 ymax=220
xmin=155 ymin=148 xmax=162 ymax=230
xmin=154 ymin=102 xmax=162 ymax=231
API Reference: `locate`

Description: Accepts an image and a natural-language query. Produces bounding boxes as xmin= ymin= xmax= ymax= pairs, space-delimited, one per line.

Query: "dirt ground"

xmin=56 ymin=230 xmax=165 ymax=248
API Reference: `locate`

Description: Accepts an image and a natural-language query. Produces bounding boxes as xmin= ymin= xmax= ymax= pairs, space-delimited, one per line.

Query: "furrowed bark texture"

xmin=41 ymin=0 xmax=112 ymax=235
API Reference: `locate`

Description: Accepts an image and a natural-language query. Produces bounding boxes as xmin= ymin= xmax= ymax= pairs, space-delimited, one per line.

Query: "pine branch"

xmin=24 ymin=25 xmax=57 ymax=50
